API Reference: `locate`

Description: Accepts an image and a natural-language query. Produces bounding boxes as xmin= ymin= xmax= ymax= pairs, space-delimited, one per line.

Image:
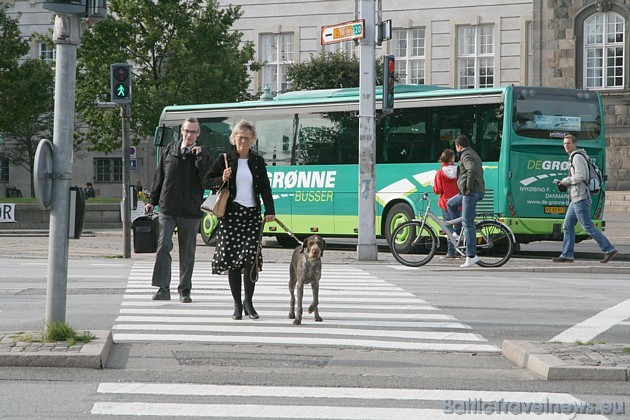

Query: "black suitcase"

xmin=132 ymin=215 xmax=159 ymax=253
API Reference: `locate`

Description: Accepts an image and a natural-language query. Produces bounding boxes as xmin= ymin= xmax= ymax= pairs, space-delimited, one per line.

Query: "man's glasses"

xmin=235 ymin=136 xmax=253 ymax=142
xmin=182 ymin=129 xmax=199 ymax=135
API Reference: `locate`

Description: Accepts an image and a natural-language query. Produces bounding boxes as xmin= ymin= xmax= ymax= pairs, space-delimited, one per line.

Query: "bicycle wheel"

xmin=474 ymin=221 xmax=514 ymax=268
xmin=389 ymin=220 xmax=437 ymax=267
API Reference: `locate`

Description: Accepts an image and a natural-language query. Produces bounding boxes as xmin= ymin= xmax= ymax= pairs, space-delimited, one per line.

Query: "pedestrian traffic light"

xmin=110 ymin=63 xmax=132 ymax=104
xmin=382 ymin=55 xmax=395 ymax=114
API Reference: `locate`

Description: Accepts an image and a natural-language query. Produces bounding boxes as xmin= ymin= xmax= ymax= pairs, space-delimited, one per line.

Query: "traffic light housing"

xmin=382 ymin=55 xmax=395 ymax=114
xmin=110 ymin=63 xmax=132 ymax=104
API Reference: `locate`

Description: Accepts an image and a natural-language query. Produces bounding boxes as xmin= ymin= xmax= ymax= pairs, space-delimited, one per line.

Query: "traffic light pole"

xmin=357 ymin=0 xmax=378 ymax=261
xmin=45 ymin=14 xmax=81 ymax=325
xmin=121 ymin=104 xmax=132 ymax=259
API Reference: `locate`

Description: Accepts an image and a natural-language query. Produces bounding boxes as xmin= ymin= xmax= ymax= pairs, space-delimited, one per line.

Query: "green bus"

xmin=154 ymin=85 xmax=607 ymax=247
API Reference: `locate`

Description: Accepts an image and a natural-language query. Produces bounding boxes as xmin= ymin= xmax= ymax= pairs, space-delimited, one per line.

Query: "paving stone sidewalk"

xmin=0 ymin=330 xmax=113 ymax=369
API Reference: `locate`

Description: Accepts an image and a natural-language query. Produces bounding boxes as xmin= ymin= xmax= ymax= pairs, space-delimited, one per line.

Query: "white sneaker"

xmin=460 ymin=256 xmax=480 ymax=268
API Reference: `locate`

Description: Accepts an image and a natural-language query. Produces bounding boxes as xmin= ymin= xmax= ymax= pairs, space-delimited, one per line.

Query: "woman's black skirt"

xmin=212 ymin=202 xmax=263 ymax=275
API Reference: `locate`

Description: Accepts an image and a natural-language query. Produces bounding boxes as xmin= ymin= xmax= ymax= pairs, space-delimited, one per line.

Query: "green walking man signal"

xmin=110 ymin=63 xmax=132 ymax=104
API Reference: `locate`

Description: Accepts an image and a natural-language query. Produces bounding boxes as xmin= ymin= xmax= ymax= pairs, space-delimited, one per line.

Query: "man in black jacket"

xmin=146 ymin=117 xmax=212 ymax=303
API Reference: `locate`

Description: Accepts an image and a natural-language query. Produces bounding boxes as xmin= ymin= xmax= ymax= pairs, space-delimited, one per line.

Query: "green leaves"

xmin=76 ymin=0 xmax=258 ymax=152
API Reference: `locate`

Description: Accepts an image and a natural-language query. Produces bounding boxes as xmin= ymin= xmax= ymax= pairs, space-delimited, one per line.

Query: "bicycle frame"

xmin=411 ymin=193 xmax=516 ymax=255
xmin=413 ymin=193 xmax=464 ymax=253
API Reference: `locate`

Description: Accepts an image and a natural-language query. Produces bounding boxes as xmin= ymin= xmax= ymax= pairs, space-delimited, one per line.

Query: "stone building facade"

xmin=2 ymin=0 xmax=628 ymax=196
xmin=532 ymin=0 xmax=630 ymax=189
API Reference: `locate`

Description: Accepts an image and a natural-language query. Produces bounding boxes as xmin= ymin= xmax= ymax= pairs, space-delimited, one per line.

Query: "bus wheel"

xmin=384 ymin=202 xmax=414 ymax=245
xmin=276 ymin=235 xmax=300 ymax=248
xmin=200 ymin=213 xmax=218 ymax=246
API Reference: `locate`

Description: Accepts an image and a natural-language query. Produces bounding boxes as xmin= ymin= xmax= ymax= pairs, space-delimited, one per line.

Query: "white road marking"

xmin=114 ymin=261 xmax=500 ymax=352
xmin=112 ymin=333 xmax=498 ymax=352
xmin=550 ymin=299 xmax=630 ymax=343
xmin=92 ymin=384 xmax=610 ymax=419
xmin=112 ymin=323 xmax=484 ymax=341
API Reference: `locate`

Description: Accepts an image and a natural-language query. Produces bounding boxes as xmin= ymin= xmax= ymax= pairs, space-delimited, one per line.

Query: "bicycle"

xmin=388 ymin=192 xmax=515 ymax=268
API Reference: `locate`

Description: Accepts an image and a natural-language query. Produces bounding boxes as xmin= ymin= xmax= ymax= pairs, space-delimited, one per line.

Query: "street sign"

xmin=130 ymin=159 xmax=137 ymax=171
xmin=321 ymin=20 xmax=365 ymax=45
xmin=129 ymin=146 xmax=136 ymax=158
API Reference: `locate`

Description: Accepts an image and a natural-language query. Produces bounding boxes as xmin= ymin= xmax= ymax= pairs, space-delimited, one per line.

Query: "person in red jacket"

xmin=433 ymin=148 xmax=459 ymax=258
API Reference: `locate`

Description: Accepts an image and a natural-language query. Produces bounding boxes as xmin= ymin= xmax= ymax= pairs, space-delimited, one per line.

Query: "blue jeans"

xmin=441 ymin=209 xmax=456 ymax=256
xmin=560 ymin=198 xmax=614 ymax=259
xmin=447 ymin=191 xmax=484 ymax=258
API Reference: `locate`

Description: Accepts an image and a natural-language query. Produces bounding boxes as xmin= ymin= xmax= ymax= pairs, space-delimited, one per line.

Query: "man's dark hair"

xmin=454 ymin=134 xmax=471 ymax=148
xmin=86 ymin=182 xmax=93 ymax=187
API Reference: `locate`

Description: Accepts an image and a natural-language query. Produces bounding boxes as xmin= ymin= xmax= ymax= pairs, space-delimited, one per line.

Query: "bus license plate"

xmin=545 ymin=206 xmax=566 ymax=214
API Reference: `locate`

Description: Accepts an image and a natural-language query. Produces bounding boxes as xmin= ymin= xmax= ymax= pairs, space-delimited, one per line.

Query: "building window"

xmin=39 ymin=42 xmax=55 ymax=65
xmin=0 ymin=157 xmax=8 ymax=183
xmin=584 ymin=12 xmax=624 ymax=89
xmin=457 ymin=25 xmax=494 ymax=89
xmin=526 ymin=21 xmax=534 ymax=85
xmin=392 ymin=28 xmax=425 ymax=84
xmin=323 ymin=41 xmax=358 ymax=58
xmin=261 ymin=33 xmax=294 ymax=95
xmin=95 ymin=158 xmax=122 ymax=183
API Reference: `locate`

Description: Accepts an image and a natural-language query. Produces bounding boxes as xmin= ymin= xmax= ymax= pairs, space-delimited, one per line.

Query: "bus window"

xmin=198 ymin=119 xmax=232 ymax=156
xmin=253 ymin=115 xmax=294 ymax=166
xmin=296 ymin=111 xmax=359 ymax=165
xmin=512 ymin=87 xmax=601 ymax=140
xmin=379 ymin=108 xmax=430 ymax=163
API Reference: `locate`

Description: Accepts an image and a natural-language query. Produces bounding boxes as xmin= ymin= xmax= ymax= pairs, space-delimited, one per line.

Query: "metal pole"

xmin=45 ymin=14 xmax=80 ymax=325
xmin=357 ymin=0 xmax=378 ymax=261
xmin=121 ymin=104 xmax=132 ymax=258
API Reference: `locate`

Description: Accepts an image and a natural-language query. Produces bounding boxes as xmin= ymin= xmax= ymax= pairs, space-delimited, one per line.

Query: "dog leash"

xmin=250 ymin=219 xmax=265 ymax=283
xmin=273 ymin=217 xmax=303 ymax=246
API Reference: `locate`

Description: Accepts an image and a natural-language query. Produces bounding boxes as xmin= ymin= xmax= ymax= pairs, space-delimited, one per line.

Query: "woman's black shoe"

xmin=232 ymin=304 xmax=243 ymax=320
xmin=243 ymin=303 xmax=259 ymax=319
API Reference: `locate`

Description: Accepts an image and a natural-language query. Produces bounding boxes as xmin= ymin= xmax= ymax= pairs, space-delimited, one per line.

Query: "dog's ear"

xmin=320 ymin=238 xmax=326 ymax=256
xmin=301 ymin=240 xmax=307 ymax=254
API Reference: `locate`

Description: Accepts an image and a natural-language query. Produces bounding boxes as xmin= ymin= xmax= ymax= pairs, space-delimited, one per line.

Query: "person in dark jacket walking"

xmin=203 ymin=119 xmax=275 ymax=320
xmin=446 ymin=135 xmax=485 ymax=268
xmin=146 ymin=117 xmax=212 ymax=303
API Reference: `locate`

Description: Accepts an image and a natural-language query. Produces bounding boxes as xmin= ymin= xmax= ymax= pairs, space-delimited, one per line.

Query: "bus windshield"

xmin=512 ymin=87 xmax=601 ymax=140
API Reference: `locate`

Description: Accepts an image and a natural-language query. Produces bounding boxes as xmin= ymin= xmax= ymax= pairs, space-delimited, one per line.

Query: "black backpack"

xmin=570 ymin=151 xmax=603 ymax=195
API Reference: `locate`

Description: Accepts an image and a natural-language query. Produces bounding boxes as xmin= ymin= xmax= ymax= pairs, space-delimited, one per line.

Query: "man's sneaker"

xmin=600 ymin=249 xmax=618 ymax=264
xmin=460 ymin=256 xmax=480 ymax=268
xmin=152 ymin=287 xmax=170 ymax=300
xmin=551 ymin=256 xmax=574 ymax=263
xmin=179 ymin=290 xmax=192 ymax=303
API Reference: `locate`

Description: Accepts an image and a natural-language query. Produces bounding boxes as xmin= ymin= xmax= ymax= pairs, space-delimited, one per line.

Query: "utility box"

xmin=43 ymin=0 xmax=86 ymax=15
xmin=69 ymin=186 xmax=86 ymax=239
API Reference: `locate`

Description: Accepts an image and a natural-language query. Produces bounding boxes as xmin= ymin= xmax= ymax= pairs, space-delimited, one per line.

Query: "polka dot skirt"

xmin=212 ymin=202 xmax=263 ymax=275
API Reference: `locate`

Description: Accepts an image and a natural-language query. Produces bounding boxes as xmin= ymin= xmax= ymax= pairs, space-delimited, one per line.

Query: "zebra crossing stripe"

xmin=117 ymin=308 xmax=453 ymax=320
xmin=96 ymin=383 xmax=582 ymax=402
xmin=111 ymin=333 xmax=498 ymax=352
xmin=115 ymin=261 xmax=500 ymax=352
xmin=114 ymin=316 xmax=470 ymax=329
xmin=92 ymin=384 xmax=609 ymax=419
xmin=112 ymin=323 xmax=485 ymax=341
xmin=91 ymin=402 xmax=433 ymax=419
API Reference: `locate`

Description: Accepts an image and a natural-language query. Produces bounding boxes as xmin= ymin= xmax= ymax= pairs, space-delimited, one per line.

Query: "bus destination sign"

xmin=321 ymin=20 xmax=365 ymax=45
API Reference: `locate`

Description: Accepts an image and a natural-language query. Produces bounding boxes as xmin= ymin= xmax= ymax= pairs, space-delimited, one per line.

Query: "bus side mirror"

xmin=153 ymin=126 xmax=173 ymax=147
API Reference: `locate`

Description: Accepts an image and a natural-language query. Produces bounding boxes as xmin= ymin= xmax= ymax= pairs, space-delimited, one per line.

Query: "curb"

xmin=502 ymin=340 xmax=630 ymax=381
xmin=0 ymin=330 xmax=113 ymax=369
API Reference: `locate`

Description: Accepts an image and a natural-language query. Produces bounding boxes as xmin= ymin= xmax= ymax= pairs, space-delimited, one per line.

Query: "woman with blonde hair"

xmin=203 ymin=120 xmax=276 ymax=319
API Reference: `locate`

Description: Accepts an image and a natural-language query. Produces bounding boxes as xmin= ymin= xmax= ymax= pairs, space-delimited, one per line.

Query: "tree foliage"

xmin=76 ymin=0 xmax=259 ymax=153
xmin=286 ymin=50 xmax=385 ymax=91
xmin=0 ymin=6 xmax=55 ymax=197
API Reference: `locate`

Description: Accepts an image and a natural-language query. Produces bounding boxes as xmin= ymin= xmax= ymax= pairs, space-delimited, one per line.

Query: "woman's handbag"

xmin=201 ymin=154 xmax=229 ymax=218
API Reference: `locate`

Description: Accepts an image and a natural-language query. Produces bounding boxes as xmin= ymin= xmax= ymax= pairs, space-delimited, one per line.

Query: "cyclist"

xmin=446 ymin=135 xmax=485 ymax=268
